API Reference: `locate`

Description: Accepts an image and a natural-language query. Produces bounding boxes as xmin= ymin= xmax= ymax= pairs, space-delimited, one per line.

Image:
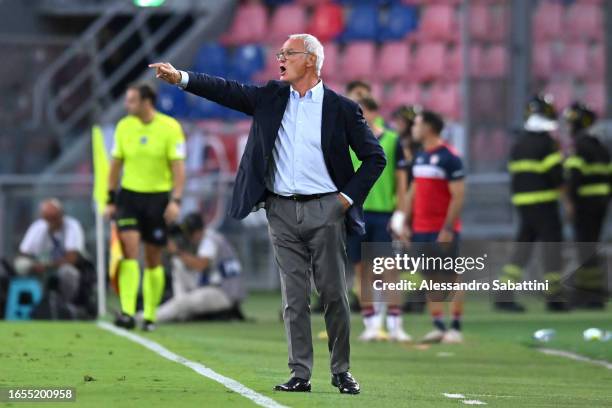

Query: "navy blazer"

xmin=184 ymin=72 xmax=386 ymax=235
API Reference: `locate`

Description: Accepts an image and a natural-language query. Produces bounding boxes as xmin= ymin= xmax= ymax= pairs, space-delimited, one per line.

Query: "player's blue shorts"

xmin=347 ymin=211 xmax=392 ymax=263
xmin=412 ymin=231 xmax=461 ymax=275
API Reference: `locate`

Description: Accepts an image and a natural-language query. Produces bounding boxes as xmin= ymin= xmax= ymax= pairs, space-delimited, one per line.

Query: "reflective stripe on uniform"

xmin=117 ymin=218 xmax=138 ymax=227
xmin=508 ymin=152 xmax=563 ymax=174
xmin=511 ymin=189 xmax=560 ymax=205
xmin=577 ymin=183 xmax=611 ymax=197
xmin=564 ymin=156 xmax=612 ymax=175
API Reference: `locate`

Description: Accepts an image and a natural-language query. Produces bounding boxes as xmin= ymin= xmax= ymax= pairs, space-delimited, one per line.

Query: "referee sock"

xmin=143 ymin=265 xmax=165 ymax=322
xmin=119 ymin=259 xmax=140 ymax=316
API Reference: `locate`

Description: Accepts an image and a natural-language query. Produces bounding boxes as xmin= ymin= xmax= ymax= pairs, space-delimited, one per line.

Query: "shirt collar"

xmin=289 ymin=80 xmax=324 ymax=102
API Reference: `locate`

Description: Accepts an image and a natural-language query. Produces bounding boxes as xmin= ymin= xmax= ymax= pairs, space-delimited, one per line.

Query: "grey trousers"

xmin=266 ymin=193 xmax=351 ymax=380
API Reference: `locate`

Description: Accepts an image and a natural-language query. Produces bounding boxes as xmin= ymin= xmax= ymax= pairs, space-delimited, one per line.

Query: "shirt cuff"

xmin=340 ymin=192 xmax=353 ymax=206
xmin=178 ymin=70 xmax=189 ymax=89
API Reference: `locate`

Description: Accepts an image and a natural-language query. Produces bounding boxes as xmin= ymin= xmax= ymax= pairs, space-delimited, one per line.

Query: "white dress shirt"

xmin=177 ymin=72 xmax=352 ymax=203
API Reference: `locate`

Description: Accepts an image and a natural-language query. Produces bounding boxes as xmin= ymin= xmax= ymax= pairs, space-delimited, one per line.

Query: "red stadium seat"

xmin=320 ymin=42 xmax=339 ymax=81
xmin=418 ymin=4 xmax=459 ymax=42
xmin=532 ymin=42 xmax=554 ymax=80
xmin=446 ymin=45 xmax=484 ymax=80
xmin=377 ymin=42 xmax=411 ymax=81
xmin=590 ymin=44 xmax=605 ymax=80
xmin=562 ymin=43 xmax=589 ymax=79
xmin=307 ymin=3 xmax=344 ymax=43
xmin=565 ymin=2 xmax=604 ymax=41
xmin=384 ymin=83 xmax=422 ymax=116
xmin=469 ymin=1 xmax=489 ymax=41
xmin=414 ymin=42 xmax=446 ymax=82
xmin=220 ymin=3 xmax=267 ymax=46
xmin=488 ymin=3 xmax=509 ymax=43
xmin=429 ymin=82 xmax=461 ymax=120
xmin=544 ymin=81 xmax=574 ymax=111
xmin=584 ymin=82 xmax=606 ymax=115
xmin=533 ymin=0 xmax=563 ymax=41
xmin=482 ymin=45 xmax=508 ymax=78
xmin=253 ymin=51 xmax=280 ymax=83
xmin=296 ymin=0 xmax=330 ymax=5
xmin=267 ymin=4 xmax=307 ymax=44
xmin=339 ymin=42 xmax=376 ymax=81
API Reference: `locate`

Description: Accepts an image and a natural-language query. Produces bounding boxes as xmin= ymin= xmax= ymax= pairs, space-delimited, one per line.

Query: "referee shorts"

xmin=115 ymin=188 xmax=169 ymax=246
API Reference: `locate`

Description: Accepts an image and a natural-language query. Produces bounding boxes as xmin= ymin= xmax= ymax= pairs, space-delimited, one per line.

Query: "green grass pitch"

xmin=1 ymin=293 xmax=611 ymax=407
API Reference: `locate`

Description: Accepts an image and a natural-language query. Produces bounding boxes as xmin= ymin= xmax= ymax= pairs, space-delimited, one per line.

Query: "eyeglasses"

xmin=275 ymin=50 xmax=310 ymax=61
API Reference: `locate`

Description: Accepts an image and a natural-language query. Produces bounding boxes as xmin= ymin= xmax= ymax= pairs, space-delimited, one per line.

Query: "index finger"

xmin=148 ymin=62 xmax=166 ymax=68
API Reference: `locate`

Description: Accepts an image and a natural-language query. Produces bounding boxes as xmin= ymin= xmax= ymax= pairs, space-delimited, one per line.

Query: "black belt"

xmin=268 ymin=191 xmax=337 ymax=202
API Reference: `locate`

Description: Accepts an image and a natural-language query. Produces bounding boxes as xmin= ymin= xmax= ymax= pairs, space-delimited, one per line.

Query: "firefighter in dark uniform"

xmin=495 ymin=95 xmax=569 ymax=312
xmin=563 ymin=102 xmax=610 ymax=309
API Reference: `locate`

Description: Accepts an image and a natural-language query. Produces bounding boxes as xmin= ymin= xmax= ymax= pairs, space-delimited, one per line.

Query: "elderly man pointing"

xmin=151 ymin=33 xmax=385 ymax=394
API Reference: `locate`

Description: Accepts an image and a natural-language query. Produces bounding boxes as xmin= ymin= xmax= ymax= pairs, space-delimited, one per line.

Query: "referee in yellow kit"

xmin=105 ymin=83 xmax=186 ymax=331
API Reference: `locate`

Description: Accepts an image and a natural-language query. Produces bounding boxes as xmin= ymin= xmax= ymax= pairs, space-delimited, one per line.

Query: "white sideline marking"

xmin=539 ymin=348 xmax=612 ymax=370
xmin=443 ymin=393 xmax=466 ymax=399
xmin=97 ymin=321 xmax=288 ymax=408
xmin=462 ymin=400 xmax=487 ymax=405
xmin=443 ymin=393 xmax=487 ymax=405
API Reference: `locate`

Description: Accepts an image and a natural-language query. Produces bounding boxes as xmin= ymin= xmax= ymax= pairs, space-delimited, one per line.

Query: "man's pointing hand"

xmin=149 ymin=62 xmax=181 ymax=85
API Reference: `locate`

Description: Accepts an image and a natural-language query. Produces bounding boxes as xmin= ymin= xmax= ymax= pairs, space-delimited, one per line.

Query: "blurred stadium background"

xmin=0 ymin=0 xmax=611 ymax=294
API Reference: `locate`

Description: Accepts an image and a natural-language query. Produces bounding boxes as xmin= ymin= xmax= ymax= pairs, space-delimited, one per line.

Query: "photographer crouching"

xmin=155 ymin=212 xmax=246 ymax=323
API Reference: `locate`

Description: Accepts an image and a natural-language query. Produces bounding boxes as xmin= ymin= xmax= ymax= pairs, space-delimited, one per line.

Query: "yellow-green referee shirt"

xmin=111 ymin=112 xmax=186 ymax=193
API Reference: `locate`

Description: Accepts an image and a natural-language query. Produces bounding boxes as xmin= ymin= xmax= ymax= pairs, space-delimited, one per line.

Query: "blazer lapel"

xmin=269 ymin=85 xmax=290 ymax=140
xmin=321 ymin=86 xmax=339 ymax=158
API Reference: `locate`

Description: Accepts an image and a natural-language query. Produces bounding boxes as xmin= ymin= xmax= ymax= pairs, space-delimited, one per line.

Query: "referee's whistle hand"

xmin=149 ymin=62 xmax=180 ymax=85
xmin=164 ymin=201 xmax=180 ymax=224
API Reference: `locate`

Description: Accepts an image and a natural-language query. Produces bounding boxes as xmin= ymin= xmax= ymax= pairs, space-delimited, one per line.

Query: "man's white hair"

xmin=288 ymin=33 xmax=324 ymax=76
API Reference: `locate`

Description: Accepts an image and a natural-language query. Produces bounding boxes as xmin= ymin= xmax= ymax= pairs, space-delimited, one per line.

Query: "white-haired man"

xmin=150 ymin=33 xmax=386 ymax=394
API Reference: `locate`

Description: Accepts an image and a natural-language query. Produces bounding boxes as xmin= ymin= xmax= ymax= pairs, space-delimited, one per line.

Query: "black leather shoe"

xmin=331 ymin=372 xmax=360 ymax=394
xmin=273 ymin=377 xmax=311 ymax=392
xmin=114 ymin=312 xmax=135 ymax=329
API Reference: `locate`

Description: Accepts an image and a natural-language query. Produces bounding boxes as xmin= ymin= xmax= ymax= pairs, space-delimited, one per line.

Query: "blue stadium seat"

xmin=4 ymin=277 xmax=42 ymax=320
xmin=340 ymin=4 xmax=379 ymax=41
xmin=228 ymin=45 xmax=266 ymax=83
xmin=157 ymin=83 xmax=188 ymax=118
xmin=378 ymin=4 xmax=417 ymax=41
xmin=263 ymin=0 xmax=293 ymax=5
xmin=193 ymin=43 xmax=228 ymax=77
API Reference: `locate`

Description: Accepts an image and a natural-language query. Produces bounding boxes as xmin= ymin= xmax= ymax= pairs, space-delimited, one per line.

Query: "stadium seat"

xmin=377 ymin=3 xmax=418 ymax=41
xmin=228 ymin=44 xmax=266 ymax=83
xmin=562 ymin=43 xmax=589 ymax=79
xmin=307 ymin=3 xmax=344 ymax=43
xmin=414 ymin=42 xmax=446 ymax=82
xmin=482 ymin=45 xmax=508 ymax=78
xmin=488 ymin=3 xmax=509 ymax=43
xmin=590 ymin=44 xmax=605 ymax=80
xmin=584 ymin=82 xmax=606 ymax=115
xmin=253 ymin=50 xmax=280 ymax=83
xmin=296 ymin=0 xmax=331 ymax=4
xmin=267 ymin=4 xmax=307 ymax=44
xmin=533 ymin=0 xmax=563 ymax=41
xmin=263 ymin=0 xmax=293 ymax=5
xmin=418 ymin=4 xmax=459 ymax=42
xmin=157 ymin=83 xmax=188 ymax=118
xmin=446 ymin=45 xmax=484 ymax=80
xmin=429 ymin=82 xmax=461 ymax=120
xmin=188 ymin=93 xmax=230 ymax=120
xmin=565 ymin=2 xmax=604 ymax=41
xmin=339 ymin=42 xmax=376 ymax=81
xmin=384 ymin=83 xmax=422 ymax=116
xmin=320 ymin=42 xmax=339 ymax=81
xmin=340 ymin=4 xmax=379 ymax=41
xmin=193 ymin=43 xmax=228 ymax=77
xmin=4 ymin=277 xmax=42 ymax=320
xmin=219 ymin=3 xmax=267 ymax=46
xmin=377 ymin=42 xmax=411 ymax=81
xmin=544 ymin=81 xmax=574 ymax=111
xmin=532 ymin=42 xmax=554 ymax=80
xmin=469 ymin=1 xmax=489 ymax=41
